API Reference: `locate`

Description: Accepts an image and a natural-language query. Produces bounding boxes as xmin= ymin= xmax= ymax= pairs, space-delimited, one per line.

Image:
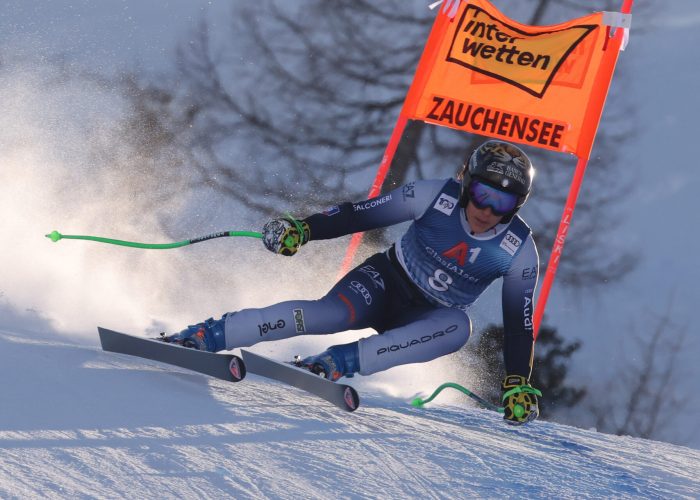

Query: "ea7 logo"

xmin=522 ymin=266 xmax=537 ymax=280
xmin=434 ymin=193 xmax=458 ymax=216
xmin=358 ymin=265 xmax=385 ymax=291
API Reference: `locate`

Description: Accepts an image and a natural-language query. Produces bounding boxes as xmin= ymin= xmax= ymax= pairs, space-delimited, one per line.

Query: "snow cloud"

xmin=0 ymin=55 xmax=479 ymax=400
xmin=0 ymin=58 xmax=195 ymax=339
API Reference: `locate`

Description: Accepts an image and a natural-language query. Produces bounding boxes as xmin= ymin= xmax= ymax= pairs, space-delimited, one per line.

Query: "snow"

xmin=2 ymin=328 xmax=698 ymax=498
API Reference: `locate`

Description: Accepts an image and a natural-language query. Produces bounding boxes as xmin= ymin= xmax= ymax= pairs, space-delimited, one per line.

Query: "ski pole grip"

xmin=47 ymin=230 xmax=63 ymax=242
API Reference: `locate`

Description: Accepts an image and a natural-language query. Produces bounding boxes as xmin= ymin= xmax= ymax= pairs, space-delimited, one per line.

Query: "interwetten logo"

xmin=447 ymin=5 xmax=597 ymax=98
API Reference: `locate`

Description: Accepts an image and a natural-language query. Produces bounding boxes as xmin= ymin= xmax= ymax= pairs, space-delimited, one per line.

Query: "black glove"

xmin=262 ymin=217 xmax=310 ymax=256
xmin=501 ymin=374 xmax=541 ymax=425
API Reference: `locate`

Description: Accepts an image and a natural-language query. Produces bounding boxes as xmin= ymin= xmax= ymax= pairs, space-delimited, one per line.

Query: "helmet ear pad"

xmin=458 ymin=168 xmax=472 ymax=208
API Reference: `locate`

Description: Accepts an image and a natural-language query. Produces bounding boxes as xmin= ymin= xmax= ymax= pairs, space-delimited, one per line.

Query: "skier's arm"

xmin=501 ymin=235 xmax=539 ymax=379
xmin=302 ymin=179 xmax=447 ymax=240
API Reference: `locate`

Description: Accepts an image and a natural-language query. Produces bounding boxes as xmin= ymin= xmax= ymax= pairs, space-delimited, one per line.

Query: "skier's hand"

xmin=262 ymin=217 xmax=310 ymax=256
xmin=501 ymin=374 xmax=541 ymax=425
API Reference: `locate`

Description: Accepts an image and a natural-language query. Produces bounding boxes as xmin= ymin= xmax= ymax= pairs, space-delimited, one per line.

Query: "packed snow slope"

xmin=1 ymin=328 xmax=699 ymax=499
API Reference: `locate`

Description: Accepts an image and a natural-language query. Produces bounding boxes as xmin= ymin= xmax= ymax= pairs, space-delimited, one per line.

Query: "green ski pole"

xmin=45 ymin=229 xmax=262 ymax=250
xmin=411 ymin=382 xmax=505 ymax=413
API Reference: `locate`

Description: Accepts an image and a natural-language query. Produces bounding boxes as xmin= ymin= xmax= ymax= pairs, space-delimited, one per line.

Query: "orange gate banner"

xmin=403 ymin=0 xmax=627 ymax=159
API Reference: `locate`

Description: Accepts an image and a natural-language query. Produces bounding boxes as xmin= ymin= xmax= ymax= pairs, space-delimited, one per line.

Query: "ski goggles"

xmin=468 ymin=179 xmax=520 ymax=216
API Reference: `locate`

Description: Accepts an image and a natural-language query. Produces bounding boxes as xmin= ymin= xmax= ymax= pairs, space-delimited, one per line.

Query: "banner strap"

xmin=602 ymin=12 xmax=632 ymax=29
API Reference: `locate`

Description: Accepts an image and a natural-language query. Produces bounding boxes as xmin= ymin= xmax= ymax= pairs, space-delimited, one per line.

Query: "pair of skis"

xmin=98 ymin=328 xmax=360 ymax=412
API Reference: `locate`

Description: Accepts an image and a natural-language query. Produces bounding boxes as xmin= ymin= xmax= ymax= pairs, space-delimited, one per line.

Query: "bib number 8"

xmin=428 ymin=268 xmax=453 ymax=292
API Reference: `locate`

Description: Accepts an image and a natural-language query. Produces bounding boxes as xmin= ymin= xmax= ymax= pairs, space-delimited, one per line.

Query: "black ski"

xmin=98 ymin=327 xmax=245 ymax=382
xmin=241 ymin=350 xmax=360 ymax=412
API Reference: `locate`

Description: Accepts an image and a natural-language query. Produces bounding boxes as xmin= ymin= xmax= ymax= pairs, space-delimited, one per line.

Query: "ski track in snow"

xmin=1 ymin=330 xmax=699 ymax=499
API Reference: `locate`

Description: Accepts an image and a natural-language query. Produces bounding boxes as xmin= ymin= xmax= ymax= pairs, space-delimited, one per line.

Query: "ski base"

xmin=242 ymin=350 xmax=360 ymax=412
xmin=98 ymin=328 xmax=359 ymax=412
xmin=98 ymin=327 xmax=245 ymax=382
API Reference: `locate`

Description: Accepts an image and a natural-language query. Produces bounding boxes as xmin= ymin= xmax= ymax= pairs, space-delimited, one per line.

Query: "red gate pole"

xmin=533 ymin=0 xmax=633 ymax=337
xmin=336 ymin=5 xmax=455 ymax=277
xmin=532 ymin=156 xmax=588 ymax=337
xmin=337 ymin=114 xmax=409 ymax=277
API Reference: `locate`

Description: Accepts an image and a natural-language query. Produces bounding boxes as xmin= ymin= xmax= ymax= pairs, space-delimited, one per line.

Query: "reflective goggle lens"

xmin=468 ymin=180 xmax=519 ymax=215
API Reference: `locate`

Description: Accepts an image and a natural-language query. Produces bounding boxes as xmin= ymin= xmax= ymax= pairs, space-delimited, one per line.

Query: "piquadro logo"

xmin=376 ymin=324 xmax=459 ymax=356
xmin=447 ymin=5 xmax=597 ymax=98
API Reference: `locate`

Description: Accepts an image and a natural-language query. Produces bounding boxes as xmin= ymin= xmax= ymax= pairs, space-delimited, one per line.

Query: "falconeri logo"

xmin=447 ymin=5 xmax=597 ymax=98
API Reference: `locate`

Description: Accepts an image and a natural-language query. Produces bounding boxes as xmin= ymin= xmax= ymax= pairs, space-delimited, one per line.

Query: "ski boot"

xmin=294 ymin=342 xmax=360 ymax=381
xmin=160 ymin=316 xmax=227 ymax=352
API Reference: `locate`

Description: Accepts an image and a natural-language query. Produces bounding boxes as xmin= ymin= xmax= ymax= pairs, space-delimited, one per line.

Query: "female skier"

xmin=166 ymin=139 xmax=542 ymax=424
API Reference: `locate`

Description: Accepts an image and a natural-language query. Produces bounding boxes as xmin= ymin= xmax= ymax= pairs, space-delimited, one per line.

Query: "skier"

xmin=167 ymin=139 xmax=542 ymax=424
